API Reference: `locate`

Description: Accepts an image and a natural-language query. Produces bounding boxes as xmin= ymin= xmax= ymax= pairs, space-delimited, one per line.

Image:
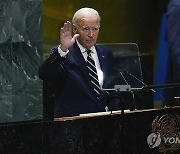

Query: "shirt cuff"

xmin=58 ymin=45 xmax=69 ymax=57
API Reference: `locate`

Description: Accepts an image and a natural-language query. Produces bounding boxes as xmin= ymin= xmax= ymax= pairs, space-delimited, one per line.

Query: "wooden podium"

xmin=1 ymin=107 xmax=180 ymax=153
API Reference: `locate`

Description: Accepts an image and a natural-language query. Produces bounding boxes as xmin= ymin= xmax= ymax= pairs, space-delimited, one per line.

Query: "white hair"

xmin=72 ymin=7 xmax=101 ymax=26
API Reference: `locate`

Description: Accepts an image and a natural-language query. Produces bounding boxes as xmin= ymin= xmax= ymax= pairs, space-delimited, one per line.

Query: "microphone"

xmin=127 ymin=72 xmax=167 ymax=108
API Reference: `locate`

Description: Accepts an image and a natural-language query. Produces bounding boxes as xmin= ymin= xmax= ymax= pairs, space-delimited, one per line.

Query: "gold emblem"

xmin=151 ymin=114 xmax=180 ymax=153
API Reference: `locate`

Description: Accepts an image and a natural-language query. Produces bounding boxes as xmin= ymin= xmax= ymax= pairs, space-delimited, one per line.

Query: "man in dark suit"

xmin=164 ymin=0 xmax=180 ymax=106
xmin=39 ymin=7 xmax=120 ymax=118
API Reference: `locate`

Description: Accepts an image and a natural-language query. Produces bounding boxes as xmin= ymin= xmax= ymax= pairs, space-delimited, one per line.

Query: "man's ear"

xmin=72 ymin=24 xmax=77 ymax=34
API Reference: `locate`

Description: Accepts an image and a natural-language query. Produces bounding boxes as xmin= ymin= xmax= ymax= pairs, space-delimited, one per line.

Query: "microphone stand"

xmin=114 ymin=85 xmax=131 ymax=154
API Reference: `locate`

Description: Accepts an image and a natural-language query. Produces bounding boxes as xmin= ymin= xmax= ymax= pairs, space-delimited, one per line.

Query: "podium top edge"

xmin=53 ymin=106 xmax=180 ymax=122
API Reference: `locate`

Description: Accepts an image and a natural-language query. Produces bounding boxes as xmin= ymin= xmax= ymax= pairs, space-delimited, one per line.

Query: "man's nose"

xmin=88 ymin=29 xmax=93 ymax=37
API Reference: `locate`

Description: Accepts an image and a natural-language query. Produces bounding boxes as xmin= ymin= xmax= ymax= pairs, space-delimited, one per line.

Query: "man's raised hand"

xmin=60 ymin=21 xmax=79 ymax=52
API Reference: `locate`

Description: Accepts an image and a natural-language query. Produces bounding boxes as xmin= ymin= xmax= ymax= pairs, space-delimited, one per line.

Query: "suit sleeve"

xmin=38 ymin=47 xmax=66 ymax=81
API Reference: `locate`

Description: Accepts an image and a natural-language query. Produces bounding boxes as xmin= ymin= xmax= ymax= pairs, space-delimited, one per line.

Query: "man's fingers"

xmin=60 ymin=21 xmax=72 ymax=36
xmin=60 ymin=27 xmax=64 ymax=35
xmin=72 ymin=34 xmax=79 ymax=42
xmin=63 ymin=21 xmax=71 ymax=32
xmin=66 ymin=21 xmax=71 ymax=31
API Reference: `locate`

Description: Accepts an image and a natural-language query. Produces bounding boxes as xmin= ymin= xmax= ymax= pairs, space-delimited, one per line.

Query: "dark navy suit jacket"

xmin=39 ymin=42 xmax=120 ymax=117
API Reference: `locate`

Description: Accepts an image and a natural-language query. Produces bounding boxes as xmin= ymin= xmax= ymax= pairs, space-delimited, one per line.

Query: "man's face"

xmin=73 ymin=15 xmax=100 ymax=49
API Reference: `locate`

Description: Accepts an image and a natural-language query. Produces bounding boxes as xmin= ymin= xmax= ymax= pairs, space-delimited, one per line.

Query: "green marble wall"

xmin=0 ymin=0 xmax=43 ymax=123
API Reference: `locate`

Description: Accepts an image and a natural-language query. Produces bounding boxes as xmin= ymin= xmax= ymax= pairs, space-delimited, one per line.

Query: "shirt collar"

xmin=76 ymin=40 xmax=95 ymax=54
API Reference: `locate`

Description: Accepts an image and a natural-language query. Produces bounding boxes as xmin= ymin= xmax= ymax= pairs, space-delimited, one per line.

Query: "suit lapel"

xmin=95 ymin=45 xmax=108 ymax=86
xmin=70 ymin=42 xmax=92 ymax=86
xmin=95 ymin=45 xmax=106 ymax=74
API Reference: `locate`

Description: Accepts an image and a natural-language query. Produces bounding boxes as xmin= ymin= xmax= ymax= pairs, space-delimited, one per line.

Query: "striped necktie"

xmin=86 ymin=50 xmax=102 ymax=98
